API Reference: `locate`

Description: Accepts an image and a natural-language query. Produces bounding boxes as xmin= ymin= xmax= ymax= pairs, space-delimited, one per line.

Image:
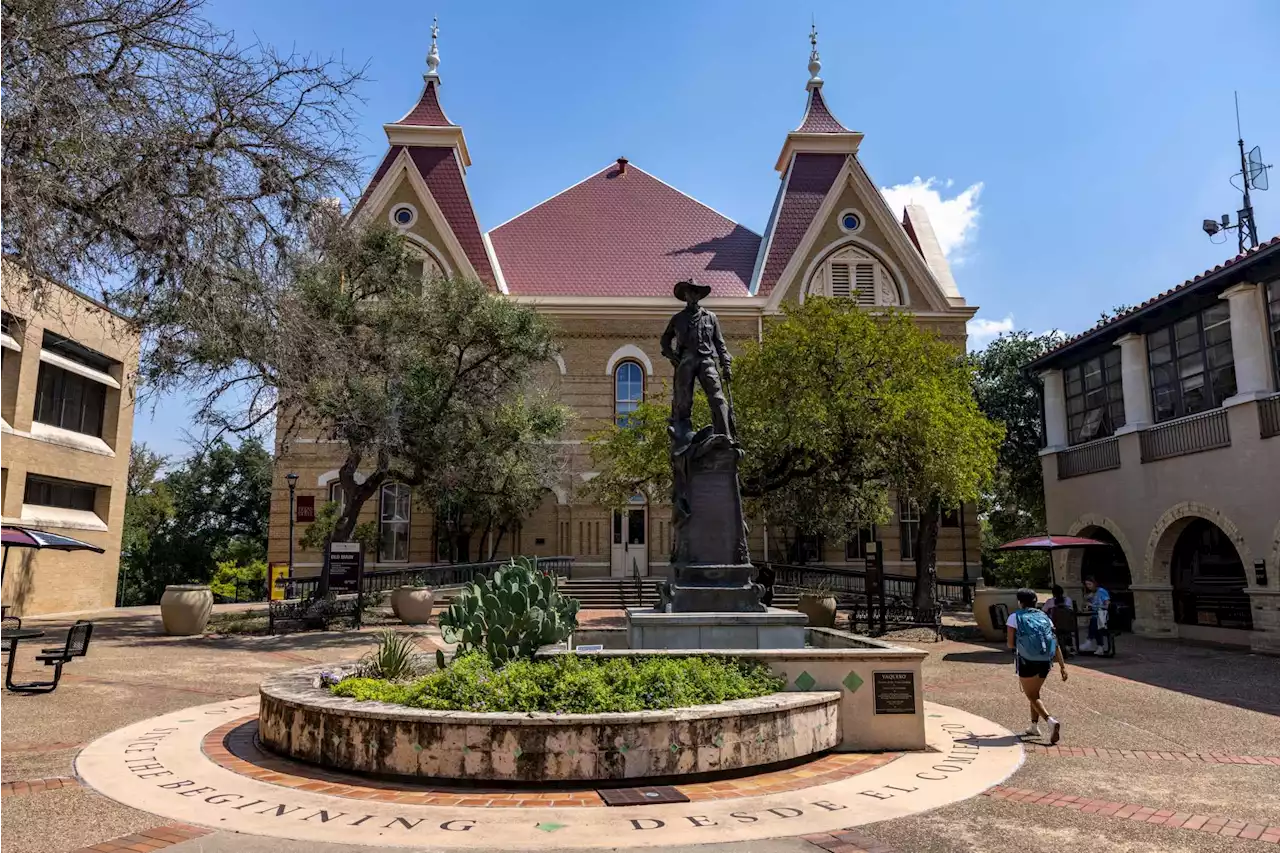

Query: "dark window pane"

xmin=1207 ymin=344 xmax=1233 ymax=369
xmin=1178 ymin=355 xmax=1204 ymax=379
xmin=1153 ymin=387 xmax=1177 ymax=420
xmin=1202 ymin=302 xmax=1229 ymax=326
xmin=1147 ymin=328 xmax=1170 ymax=349
xmin=1211 ymin=365 xmax=1236 ymax=402
xmin=32 ymin=365 xmax=107 ymax=437
xmin=1205 ymin=321 xmax=1231 ymax=347
xmin=23 ymin=477 xmax=96 ymax=511
xmin=1174 ymin=316 xmax=1199 ymax=342
xmin=1149 ymin=344 xmax=1172 ymax=365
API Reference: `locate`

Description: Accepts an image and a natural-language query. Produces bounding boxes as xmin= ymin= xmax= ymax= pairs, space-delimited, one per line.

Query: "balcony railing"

xmin=1260 ymin=394 xmax=1280 ymax=439
xmin=1057 ymin=436 xmax=1121 ymax=479
xmin=1140 ymin=408 xmax=1231 ymax=463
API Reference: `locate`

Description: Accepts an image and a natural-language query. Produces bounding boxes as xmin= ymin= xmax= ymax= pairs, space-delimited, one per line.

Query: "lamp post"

xmin=286 ymin=472 xmax=299 ymax=576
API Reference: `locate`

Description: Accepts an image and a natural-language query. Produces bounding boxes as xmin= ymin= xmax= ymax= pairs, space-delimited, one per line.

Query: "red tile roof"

xmin=408 ymin=147 xmax=495 ymax=286
xmin=395 ymin=81 xmax=454 ymax=127
xmin=794 ymin=88 xmax=851 ymax=134
xmin=1036 ymin=234 xmax=1280 ymax=362
xmin=488 ymin=162 xmax=760 ymax=297
xmin=350 ymin=146 xmax=401 ymax=216
xmin=756 ymin=153 xmax=846 ymax=297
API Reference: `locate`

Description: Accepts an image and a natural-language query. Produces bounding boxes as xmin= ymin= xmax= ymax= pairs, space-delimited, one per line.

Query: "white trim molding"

xmin=29 ymin=421 xmax=115 ymax=457
xmin=605 ymin=344 xmax=655 ymax=377
xmin=19 ymin=505 xmax=108 ymax=532
xmin=1 ymin=332 xmax=21 ymax=352
xmin=38 ymin=350 xmax=120 ymax=389
xmin=836 ymin=208 xmax=866 ymax=235
xmin=552 ymin=353 xmax=567 ymax=375
xmin=316 ymin=470 xmax=368 ymax=488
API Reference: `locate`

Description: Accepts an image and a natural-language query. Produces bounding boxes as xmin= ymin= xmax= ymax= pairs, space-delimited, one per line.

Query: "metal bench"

xmin=8 ymin=621 xmax=92 ymax=694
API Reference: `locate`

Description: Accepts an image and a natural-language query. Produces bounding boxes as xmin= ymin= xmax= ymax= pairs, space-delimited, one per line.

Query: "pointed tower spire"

xmin=807 ymin=20 xmax=822 ymax=91
xmin=425 ymin=16 xmax=441 ymax=83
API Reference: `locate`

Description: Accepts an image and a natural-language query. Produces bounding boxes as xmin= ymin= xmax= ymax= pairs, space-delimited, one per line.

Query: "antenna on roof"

xmin=1202 ymin=92 xmax=1270 ymax=252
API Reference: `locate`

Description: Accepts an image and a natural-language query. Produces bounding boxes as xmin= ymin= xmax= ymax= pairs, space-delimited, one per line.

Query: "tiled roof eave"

xmin=1026 ymin=235 xmax=1280 ymax=372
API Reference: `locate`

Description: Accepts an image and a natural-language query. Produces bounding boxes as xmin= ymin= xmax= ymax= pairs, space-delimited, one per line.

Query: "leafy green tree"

xmin=118 ymin=443 xmax=172 ymax=606
xmin=970 ymin=330 xmax=1067 ymax=586
xmin=589 ymin=299 xmax=1002 ymax=600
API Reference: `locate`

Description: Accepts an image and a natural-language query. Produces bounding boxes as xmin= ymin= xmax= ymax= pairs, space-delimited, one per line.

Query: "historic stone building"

xmin=1030 ymin=236 xmax=1280 ymax=654
xmin=1 ymin=263 xmax=140 ymax=616
xmin=267 ymin=31 xmax=981 ymax=581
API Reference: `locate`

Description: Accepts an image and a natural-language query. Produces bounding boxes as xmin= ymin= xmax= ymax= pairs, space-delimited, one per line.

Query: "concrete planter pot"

xmin=390 ymin=586 xmax=435 ymax=625
xmin=160 ymin=584 xmax=213 ymax=635
xmin=797 ymin=594 xmax=838 ymax=628
xmin=972 ymin=584 xmax=1022 ymax=642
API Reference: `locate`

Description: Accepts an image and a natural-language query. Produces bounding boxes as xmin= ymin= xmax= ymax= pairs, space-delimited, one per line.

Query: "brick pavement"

xmin=0 ymin=776 xmax=81 ymax=797
xmin=69 ymin=824 xmax=211 ymax=852
xmin=802 ymin=828 xmax=897 ymax=853
xmin=1025 ymin=744 xmax=1280 ymax=764
xmin=984 ymin=786 xmax=1280 ymax=843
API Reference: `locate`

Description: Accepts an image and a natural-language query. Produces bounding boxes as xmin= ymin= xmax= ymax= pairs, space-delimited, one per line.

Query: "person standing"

xmin=1007 ymin=588 xmax=1068 ymax=743
xmin=1083 ymin=575 xmax=1112 ymax=655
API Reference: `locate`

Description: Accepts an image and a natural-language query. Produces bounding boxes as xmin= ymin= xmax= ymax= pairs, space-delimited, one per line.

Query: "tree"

xmin=970 ymin=330 xmax=1067 ymax=586
xmin=589 ymin=299 xmax=1002 ymax=601
xmin=118 ymin=438 xmax=272 ymax=604
xmin=2 ymin=0 xmax=365 ymax=332
xmin=154 ymin=217 xmax=565 ymax=587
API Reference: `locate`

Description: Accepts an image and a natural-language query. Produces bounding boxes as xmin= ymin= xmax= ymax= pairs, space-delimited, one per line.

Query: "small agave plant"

xmin=437 ymin=556 xmax=580 ymax=668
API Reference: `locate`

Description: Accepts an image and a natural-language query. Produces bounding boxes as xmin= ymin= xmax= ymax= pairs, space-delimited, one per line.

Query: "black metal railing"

xmin=753 ymin=561 xmax=975 ymax=606
xmin=632 ymin=556 xmax=644 ymax=607
xmin=1057 ymin=436 xmax=1121 ymax=479
xmin=276 ymin=556 xmax=575 ymax=600
xmin=1259 ymin=394 xmax=1280 ymax=439
xmin=1140 ymin=408 xmax=1231 ymax=463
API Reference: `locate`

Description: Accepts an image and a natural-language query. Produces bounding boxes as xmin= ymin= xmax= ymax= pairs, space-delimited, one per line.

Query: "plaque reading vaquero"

xmin=873 ymin=671 xmax=916 ymax=715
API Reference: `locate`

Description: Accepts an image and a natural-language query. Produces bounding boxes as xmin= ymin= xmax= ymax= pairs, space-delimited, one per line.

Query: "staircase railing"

xmin=752 ymin=561 xmax=974 ymax=606
xmin=632 ymin=556 xmax=643 ymax=607
xmin=278 ymin=556 xmax=575 ymax=600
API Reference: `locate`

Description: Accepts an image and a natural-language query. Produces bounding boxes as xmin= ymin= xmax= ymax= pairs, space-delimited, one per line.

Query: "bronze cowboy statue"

xmin=660 ymin=278 xmax=736 ymax=449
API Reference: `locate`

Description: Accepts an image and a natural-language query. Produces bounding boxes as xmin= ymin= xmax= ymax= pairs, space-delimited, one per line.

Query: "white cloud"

xmin=880 ymin=177 xmax=983 ymax=264
xmin=966 ymin=315 xmax=1014 ymax=350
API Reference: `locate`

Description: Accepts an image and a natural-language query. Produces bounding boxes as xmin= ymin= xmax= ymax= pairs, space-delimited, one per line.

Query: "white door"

xmin=610 ymin=507 xmax=648 ymax=577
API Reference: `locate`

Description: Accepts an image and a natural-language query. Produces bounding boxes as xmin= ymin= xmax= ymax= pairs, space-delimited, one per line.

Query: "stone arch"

xmin=798 ymin=236 xmax=910 ymax=308
xmin=549 ymin=483 xmax=569 ymax=505
xmin=401 ymin=232 xmax=453 ymax=278
xmin=1062 ymin=514 xmax=1136 ymax=588
xmin=552 ymin=353 xmax=567 ymax=376
xmin=315 ymin=470 xmax=368 ymax=488
xmin=605 ymin=344 xmax=654 ymax=377
xmin=1145 ymin=501 xmax=1254 ymax=588
xmin=1270 ymin=517 xmax=1280 ymax=588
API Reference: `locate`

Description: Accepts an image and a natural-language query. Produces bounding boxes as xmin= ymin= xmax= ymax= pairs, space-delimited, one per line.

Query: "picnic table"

xmin=2 ymin=628 xmax=46 ymax=690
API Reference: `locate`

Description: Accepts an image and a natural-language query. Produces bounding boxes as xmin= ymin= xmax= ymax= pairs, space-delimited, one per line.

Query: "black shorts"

xmin=1016 ymin=657 xmax=1052 ymax=679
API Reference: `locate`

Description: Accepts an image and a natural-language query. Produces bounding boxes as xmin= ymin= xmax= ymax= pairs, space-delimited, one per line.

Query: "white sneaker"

xmin=1048 ymin=717 xmax=1061 ymax=745
xmin=1021 ymin=723 xmax=1040 ymax=738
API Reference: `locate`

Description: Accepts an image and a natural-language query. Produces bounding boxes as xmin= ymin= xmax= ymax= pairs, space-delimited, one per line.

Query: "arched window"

xmin=328 ymin=481 xmax=346 ymax=512
xmin=405 ymin=246 xmax=446 ymax=297
xmin=807 ymin=245 xmax=900 ymax=306
xmin=378 ymin=482 xmax=411 ymax=562
xmin=614 ymin=360 xmax=644 ymax=426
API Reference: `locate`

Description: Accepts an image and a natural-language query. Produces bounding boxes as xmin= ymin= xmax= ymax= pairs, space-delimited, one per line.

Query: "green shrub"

xmin=209 ymin=559 xmax=267 ymax=600
xmin=357 ymin=629 xmax=422 ymax=681
xmin=438 ymin=556 xmax=579 ymax=665
xmin=330 ymin=653 xmax=785 ymax=714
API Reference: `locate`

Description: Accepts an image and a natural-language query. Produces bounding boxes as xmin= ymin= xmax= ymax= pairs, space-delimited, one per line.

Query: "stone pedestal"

xmin=665 ymin=430 xmax=763 ymax=613
xmin=627 ymin=607 xmax=807 ymax=650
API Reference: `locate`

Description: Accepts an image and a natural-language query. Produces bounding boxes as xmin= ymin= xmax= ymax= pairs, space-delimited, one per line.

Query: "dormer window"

xmin=807 ymin=245 xmax=900 ymax=307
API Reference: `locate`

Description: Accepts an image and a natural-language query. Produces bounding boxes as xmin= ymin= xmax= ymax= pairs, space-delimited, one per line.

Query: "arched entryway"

xmin=1069 ymin=525 xmax=1135 ymax=630
xmin=1169 ymin=518 xmax=1253 ymax=631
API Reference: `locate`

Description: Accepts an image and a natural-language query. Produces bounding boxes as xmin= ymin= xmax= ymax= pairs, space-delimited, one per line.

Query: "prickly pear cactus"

xmin=438 ymin=557 xmax=580 ymax=666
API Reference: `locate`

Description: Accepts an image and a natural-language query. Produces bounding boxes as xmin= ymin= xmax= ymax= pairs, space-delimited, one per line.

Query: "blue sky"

xmin=135 ymin=0 xmax=1280 ymax=457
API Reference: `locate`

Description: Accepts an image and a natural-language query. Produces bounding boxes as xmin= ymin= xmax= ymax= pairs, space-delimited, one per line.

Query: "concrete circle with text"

xmin=75 ymin=697 xmax=1022 ymax=848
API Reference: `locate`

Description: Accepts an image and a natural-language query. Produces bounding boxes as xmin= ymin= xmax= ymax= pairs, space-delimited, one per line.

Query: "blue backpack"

xmin=1014 ymin=609 xmax=1057 ymax=661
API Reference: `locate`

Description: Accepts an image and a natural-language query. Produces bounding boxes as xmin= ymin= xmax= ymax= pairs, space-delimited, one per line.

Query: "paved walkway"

xmin=2 ymin=606 xmax=1278 ymax=852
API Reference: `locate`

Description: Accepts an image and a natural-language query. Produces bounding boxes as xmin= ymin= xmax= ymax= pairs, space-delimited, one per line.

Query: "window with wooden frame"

xmin=378 ymin=482 xmax=411 ymax=562
xmin=613 ymin=360 xmax=644 ymax=426
xmin=1146 ymin=302 xmax=1236 ymax=423
xmin=1063 ymin=349 xmax=1125 ymax=444
xmin=844 ymin=522 xmax=876 ymax=561
xmin=807 ymin=245 xmax=900 ymax=307
xmin=1266 ymin=279 xmax=1280 ymax=388
xmin=898 ymin=497 xmax=920 ymax=560
xmin=328 ymin=481 xmax=347 ymax=512
xmin=404 ymin=246 xmax=446 ymax=296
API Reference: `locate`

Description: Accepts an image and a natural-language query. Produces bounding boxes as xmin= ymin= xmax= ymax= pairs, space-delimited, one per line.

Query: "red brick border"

xmin=0 ymin=776 xmax=81 ymax=797
xmin=803 ymin=828 xmax=897 ymax=852
xmin=1026 ymin=745 xmax=1280 ymax=765
xmin=70 ymin=823 xmax=212 ymax=852
xmin=985 ymin=786 xmax=1280 ymax=843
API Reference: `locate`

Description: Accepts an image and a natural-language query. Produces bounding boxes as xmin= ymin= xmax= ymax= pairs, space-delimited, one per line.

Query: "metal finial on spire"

xmin=425 ymin=16 xmax=441 ymax=82
xmin=807 ymin=20 xmax=823 ymax=89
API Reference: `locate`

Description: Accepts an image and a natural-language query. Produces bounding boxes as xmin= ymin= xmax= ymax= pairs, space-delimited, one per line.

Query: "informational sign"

xmin=268 ymin=563 xmax=290 ymax=601
xmin=295 ymin=495 xmax=315 ymax=522
xmin=873 ymin=670 xmax=917 ymax=715
xmin=328 ymin=541 xmax=364 ymax=594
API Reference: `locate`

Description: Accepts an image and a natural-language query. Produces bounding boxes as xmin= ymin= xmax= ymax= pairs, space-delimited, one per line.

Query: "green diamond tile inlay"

xmin=793 ymin=670 xmax=817 ymax=691
xmin=413 ymin=743 xmax=423 ymax=752
xmin=669 ymin=743 xmax=681 ymax=754
xmin=513 ymin=746 xmax=524 ymax=758
xmin=537 ymin=822 xmax=566 ymax=833
xmin=842 ymin=671 xmax=864 ymax=693
xmin=462 ymin=745 xmax=472 ymax=754
xmin=713 ymin=734 xmax=725 ymax=748
xmin=618 ymin=743 xmax=630 ymax=754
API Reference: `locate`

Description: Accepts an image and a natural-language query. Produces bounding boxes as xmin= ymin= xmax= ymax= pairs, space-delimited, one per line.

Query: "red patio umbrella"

xmin=2 ymin=525 xmax=105 ymax=583
xmin=995 ymin=534 xmax=1113 ymax=586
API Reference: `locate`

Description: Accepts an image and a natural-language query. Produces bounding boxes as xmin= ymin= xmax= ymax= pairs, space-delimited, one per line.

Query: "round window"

xmin=390 ymin=205 xmax=417 ymax=227
xmin=839 ymin=211 xmax=861 ymax=233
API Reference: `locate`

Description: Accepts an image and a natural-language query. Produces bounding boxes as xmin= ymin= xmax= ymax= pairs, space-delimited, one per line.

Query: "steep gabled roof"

xmin=488 ymin=161 xmax=760 ymax=297
xmin=755 ymin=153 xmax=846 ymax=297
xmin=396 ymin=80 xmax=455 ymax=128
xmin=407 ymin=146 xmax=494 ymax=285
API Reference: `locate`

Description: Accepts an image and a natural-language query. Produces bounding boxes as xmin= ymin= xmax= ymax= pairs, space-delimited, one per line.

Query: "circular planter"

xmin=797 ymin=593 xmax=838 ymax=628
xmin=160 ymin=584 xmax=213 ymax=635
xmin=390 ymin=586 xmax=435 ymax=625
xmin=259 ymin=664 xmax=840 ymax=783
xmin=972 ymin=584 xmax=1022 ymax=642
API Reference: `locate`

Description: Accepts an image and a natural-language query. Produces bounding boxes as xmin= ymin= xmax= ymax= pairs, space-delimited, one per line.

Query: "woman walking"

xmin=1006 ymin=588 xmax=1068 ymax=743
